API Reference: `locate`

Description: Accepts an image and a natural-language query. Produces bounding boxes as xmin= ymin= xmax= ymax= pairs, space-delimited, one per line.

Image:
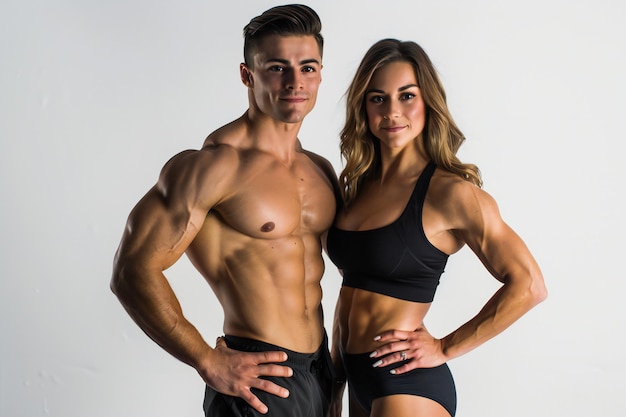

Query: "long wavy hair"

xmin=339 ymin=38 xmax=482 ymax=206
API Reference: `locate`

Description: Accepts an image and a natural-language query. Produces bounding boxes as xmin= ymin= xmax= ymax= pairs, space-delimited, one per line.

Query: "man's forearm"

xmin=111 ymin=268 xmax=209 ymax=369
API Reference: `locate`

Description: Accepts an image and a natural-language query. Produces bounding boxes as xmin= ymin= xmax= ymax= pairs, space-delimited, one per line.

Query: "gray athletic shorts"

xmin=203 ymin=334 xmax=334 ymax=417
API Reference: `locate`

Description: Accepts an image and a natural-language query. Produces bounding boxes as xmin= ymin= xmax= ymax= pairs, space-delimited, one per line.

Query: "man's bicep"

xmin=116 ymin=148 xmax=230 ymax=273
xmin=118 ymin=186 xmax=202 ymax=272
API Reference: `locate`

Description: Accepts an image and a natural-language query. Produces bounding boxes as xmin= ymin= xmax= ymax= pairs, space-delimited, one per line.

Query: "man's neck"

xmin=243 ymin=110 xmax=304 ymax=163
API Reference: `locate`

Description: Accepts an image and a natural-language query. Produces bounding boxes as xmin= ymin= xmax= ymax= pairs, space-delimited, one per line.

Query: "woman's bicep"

xmin=461 ymin=191 xmax=541 ymax=284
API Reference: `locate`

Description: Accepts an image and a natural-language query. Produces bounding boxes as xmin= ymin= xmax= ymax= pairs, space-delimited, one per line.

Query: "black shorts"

xmin=203 ymin=334 xmax=334 ymax=417
xmin=342 ymin=351 xmax=456 ymax=416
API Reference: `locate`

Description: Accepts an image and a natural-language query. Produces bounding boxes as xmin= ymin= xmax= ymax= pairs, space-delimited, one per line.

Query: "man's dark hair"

xmin=243 ymin=4 xmax=323 ymax=68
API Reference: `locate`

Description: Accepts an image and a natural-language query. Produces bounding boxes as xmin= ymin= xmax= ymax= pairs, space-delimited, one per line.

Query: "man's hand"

xmin=369 ymin=327 xmax=446 ymax=374
xmin=198 ymin=337 xmax=293 ymax=414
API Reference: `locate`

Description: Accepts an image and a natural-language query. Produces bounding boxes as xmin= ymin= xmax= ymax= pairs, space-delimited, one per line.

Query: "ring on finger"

xmin=400 ymin=351 xmax=407 ymax=361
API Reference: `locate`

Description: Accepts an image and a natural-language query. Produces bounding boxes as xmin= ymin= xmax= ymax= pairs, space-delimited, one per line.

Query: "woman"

xmin=326 ymin=39 xmax=547 ymax=417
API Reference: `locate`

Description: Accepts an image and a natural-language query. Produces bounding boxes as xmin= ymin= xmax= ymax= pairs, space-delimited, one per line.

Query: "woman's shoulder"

xmin=430 ymin=167 xmax=480 ymax=198
xmin=430 ymin=166 xmax=499 ymax=221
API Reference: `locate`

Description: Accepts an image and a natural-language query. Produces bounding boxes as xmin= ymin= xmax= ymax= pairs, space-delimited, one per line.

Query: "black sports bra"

xmin=326 ymin=162 xmax=448 ymax=303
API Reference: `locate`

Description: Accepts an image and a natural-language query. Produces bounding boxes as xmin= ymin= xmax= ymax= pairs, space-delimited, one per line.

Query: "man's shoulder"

xmin=299 ymin=147 xmax=340 ymax=199
xmin=300 ymin=147 xmax=334 ymax=171
xmin=154 ymin=143 xmax=241 ymax=202
xmin=201 ymin=115 xmax=248 ymax=150
xmin=163 ymin=145 xmax=239 ymax=175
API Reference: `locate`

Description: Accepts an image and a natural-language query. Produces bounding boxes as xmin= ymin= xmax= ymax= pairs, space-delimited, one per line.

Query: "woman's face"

xmin=365 ymin=61 xmax=426 ymax=150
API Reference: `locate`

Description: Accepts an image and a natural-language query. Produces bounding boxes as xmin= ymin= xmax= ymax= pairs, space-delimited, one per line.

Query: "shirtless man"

xmin=110 ymin=5 xmax=338 ymax=416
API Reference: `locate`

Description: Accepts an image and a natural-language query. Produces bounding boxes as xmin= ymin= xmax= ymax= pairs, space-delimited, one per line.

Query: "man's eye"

xmin=302 ymin=66 xmax=316 ymax=73
xmin=269 ymin=66 xmax=285 ymax=72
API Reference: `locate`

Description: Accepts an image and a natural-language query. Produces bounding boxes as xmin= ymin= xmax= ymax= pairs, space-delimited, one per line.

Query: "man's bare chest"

xmin=213 ymin=160 xmax=335 ymax=239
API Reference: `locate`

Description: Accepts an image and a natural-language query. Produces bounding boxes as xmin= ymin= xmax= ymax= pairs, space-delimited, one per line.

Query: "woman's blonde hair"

xmin=339 ymin=38 xmax=482 ymax=206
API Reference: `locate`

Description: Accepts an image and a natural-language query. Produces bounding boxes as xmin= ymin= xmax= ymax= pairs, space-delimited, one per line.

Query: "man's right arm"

xmin=111 ymin=150 xmax=216 ymax=366
xmin=111 ymin=149 xmax=292 ymax=414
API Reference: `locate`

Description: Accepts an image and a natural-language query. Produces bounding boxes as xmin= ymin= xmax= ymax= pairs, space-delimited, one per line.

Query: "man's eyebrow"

xmin=365 ymin=84 xmax=419 ymax=94
xmin=265 ymin=58 xmax=321 ymax=66
xmin=300 ymin=58 xmax=321 ymax=66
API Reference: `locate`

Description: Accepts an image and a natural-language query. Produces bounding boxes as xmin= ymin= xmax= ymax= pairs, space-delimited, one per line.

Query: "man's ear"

xmin=240 ymin=63 xmax=253 ymax=87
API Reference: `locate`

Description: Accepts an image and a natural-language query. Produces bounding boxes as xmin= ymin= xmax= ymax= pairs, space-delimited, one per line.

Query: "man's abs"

xmin=187 ymin=213 xmax=326 ymax=353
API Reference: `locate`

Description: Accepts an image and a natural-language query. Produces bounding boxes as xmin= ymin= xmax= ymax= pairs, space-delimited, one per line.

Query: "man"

xmin=111 ymin=5 xmax=339 ymax=416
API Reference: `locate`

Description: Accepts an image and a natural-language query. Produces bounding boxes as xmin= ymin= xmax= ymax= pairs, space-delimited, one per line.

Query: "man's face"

xmin=245 ymin=35 xmax=322 ymax=124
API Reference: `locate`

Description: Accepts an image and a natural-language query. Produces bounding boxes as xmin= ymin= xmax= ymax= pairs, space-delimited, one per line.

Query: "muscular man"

xmin=111 ymin=5 xmax=339 ymax=416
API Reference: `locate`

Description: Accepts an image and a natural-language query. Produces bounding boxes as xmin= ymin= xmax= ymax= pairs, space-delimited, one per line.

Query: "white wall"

xmin=1 ymin=0 xmax=624 ymax=416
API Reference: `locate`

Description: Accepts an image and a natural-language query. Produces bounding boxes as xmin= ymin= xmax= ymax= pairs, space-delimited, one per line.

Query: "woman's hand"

xmin=369 ymin=327 xmax=447 ymax=374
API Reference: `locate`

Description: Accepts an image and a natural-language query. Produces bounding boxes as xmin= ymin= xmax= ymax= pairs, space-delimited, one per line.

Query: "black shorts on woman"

xmin=342 ymin=350 xmax=456 ymax=416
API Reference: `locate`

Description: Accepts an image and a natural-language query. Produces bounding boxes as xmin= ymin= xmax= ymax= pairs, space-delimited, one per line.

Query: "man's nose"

xmin=285 ymin=70 xmax=303 ymax=90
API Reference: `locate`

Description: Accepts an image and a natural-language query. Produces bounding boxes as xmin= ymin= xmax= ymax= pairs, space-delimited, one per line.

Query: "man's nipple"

xmin=260 ymin=222 xmax=275 ymax=233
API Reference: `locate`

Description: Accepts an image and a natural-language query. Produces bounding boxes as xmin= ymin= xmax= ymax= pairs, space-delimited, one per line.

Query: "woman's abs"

xmin=341 ymin=287 xmax=431 ymax=353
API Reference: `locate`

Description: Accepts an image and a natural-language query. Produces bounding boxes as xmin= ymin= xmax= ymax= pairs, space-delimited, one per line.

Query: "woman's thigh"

xmin=371 ymin=394 xmax=451 ymax=417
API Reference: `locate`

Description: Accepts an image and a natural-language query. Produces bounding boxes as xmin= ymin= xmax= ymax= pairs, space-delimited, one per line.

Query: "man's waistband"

xmin=223 ymin=333 xmax=329 ymax=371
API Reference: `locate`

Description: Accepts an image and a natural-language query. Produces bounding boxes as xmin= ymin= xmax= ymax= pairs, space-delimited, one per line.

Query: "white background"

xmin=1 ymin=1 xmax=625 ymax=416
